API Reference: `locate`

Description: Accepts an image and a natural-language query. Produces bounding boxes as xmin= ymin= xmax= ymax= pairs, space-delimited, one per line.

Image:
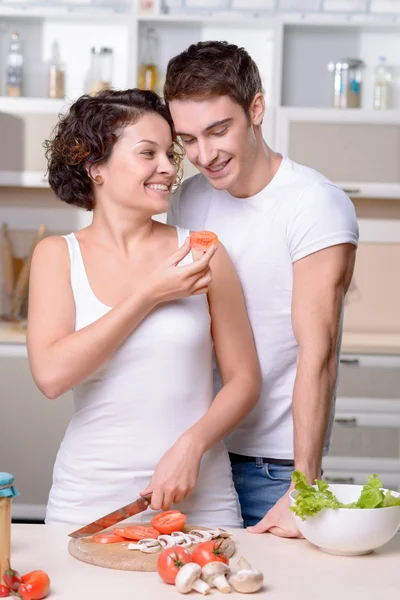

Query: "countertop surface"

xmin=10 ymin=525 xmax=400 ymax=599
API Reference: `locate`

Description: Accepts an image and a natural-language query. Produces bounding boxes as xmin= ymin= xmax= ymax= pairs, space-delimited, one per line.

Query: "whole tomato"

xmin=18 ymin=570 xmax=50 ymax=600
xmin=0 ymin=584 xmax=9 ymax=597
xmin=157 ymin=547 xmax=194 ymax=585
xmin=191 ymin=540 xmax=229 ymax=567
xmin=3 ymin=567 xmax=21 ymax=592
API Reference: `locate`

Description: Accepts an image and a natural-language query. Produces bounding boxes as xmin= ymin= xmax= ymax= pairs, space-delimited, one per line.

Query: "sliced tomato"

xmin=151 ymin=510 xmax=187 ymax=535
xmin=157 ymin=547 xmax=193 ymax=585
xmin=92 ymin=532 xmax=126 ymax=544
xmin=113 ymin=525 xmax=160 ymax=541
xmin=191 ymin=540 xmax=229 ymax=567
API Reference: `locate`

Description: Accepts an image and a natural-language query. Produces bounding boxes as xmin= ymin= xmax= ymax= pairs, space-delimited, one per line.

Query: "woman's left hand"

xmin=140 ymin=433 xmax=204 ymax=511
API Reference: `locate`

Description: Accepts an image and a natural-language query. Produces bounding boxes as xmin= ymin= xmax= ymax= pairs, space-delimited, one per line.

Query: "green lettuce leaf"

xmin=290 ymin=471 xmax=400 ymax=519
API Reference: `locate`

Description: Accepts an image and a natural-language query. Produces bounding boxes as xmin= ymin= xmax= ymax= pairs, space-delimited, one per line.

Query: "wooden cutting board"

xmin=68 ymin=524 xmax=236 ymax=572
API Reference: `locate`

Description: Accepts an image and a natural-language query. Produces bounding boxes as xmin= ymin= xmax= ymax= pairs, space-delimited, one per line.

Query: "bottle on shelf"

xmin=48 ymin=41 xmax=65 ymax=100
xmin=87 ymin=47 xmax=114 ymax=95
xmin=137 ymin=28 xmax=159 ymax=92
xmin=374 ymin=56 xmax=391 ymax=110
xmin=6 ymin=32 xmax=23 ymax=98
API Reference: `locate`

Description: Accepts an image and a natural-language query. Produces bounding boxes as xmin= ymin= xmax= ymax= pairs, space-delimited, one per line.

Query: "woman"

xmin=27 ymin=89 xmax=260 ymax=528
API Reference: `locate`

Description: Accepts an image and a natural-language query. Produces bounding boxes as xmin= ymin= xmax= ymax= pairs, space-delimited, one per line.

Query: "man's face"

xmin=169 ymin=95 xmax=260 ymax=196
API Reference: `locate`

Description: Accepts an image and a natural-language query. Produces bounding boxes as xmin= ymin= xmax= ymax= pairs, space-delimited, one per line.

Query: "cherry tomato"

xmin=3 ymin=567 xmax=21 ymax=592
xmin=0 ymin=584 xmax=10 ymax=597
xmin=92 ymin=532 xmax=126 ymax=544
xmin=113 ymin=525 xmax=159 ymax=541
xmin=19 ymin=570 xmax=50 ymax=600
xmin=151 ymin=510 xmax=187 ymax=535
xmin=191 ymin=540 xmax=229 ymax=567
xmin=157 ymin=547 xmax=194 ymax=585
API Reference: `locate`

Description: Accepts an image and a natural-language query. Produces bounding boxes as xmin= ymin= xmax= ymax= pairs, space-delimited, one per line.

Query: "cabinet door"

xmin=0 ymin=357 xmax=73 ymax=520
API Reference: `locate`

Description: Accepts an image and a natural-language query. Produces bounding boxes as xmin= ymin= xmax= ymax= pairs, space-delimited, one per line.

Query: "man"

xmin=164 ymin=41 xmax=359 ymax=537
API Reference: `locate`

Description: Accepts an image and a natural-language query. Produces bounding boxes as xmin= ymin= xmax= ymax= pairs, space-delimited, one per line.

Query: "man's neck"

xmin=227 ymin=141 xmax=283 ymax=199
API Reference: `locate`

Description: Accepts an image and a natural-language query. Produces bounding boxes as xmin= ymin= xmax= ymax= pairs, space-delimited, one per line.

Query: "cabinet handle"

xmin=342 ymin=188 xmax=361 ymax=195
xmin=325 ymin=476 xmax=355 ymax=484
xmin=340 ymin=358 xmax=360 ymax=366
xmin=335 ymin=417 xmax=358 ymax=427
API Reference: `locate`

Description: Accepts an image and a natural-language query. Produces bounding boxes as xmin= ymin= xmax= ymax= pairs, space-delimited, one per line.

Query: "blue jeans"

xmin=229 ymin=455 xmax=294 ymax=528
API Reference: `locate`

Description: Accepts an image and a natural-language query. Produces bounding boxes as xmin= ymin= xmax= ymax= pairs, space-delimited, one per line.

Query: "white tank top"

xmin=46 ymin=227 xmax=242 ymax=528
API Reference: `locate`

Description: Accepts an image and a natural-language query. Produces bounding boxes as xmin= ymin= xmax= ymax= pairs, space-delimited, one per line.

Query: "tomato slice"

xmin=151 ymin=510 xmax=187 ymax=535
xmin=92 ymin=532 xmax=126 ymax=544
xmin=113 ymin=525 xmax=160 ymax=541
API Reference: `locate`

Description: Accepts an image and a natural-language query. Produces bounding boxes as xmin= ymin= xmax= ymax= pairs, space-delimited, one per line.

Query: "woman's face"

xmin=94 ymin=112 xmax=177 ymax=215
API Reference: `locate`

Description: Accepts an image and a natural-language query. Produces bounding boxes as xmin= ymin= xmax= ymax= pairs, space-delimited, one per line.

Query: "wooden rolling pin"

xmin=2 ymin=223 xmax=15 ymax=313
xmin=11 ymin=224 xmax=46 ymax=318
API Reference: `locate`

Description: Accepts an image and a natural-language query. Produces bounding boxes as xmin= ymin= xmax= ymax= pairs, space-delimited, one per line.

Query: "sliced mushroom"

xmin=201 ymin=562 xmax=231 ymax=593
xmin=229 ymin=557 xmax=264 ymax=594
xmin=157 ymin=535 xmax=175 ymax=549
xmin=188 ymin=529 xmax=213 ymax=542
xmin=175 ymin=563 xmax=210 ymax=595
xmin=208 ymin=528 xmax=233 ymax=539
xmin=172 ymin=533 xmax=193 ymax=548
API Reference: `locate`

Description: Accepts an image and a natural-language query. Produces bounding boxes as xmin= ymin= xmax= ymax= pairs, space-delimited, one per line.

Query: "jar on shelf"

xmin=137 ymin=28 xmax=159 ymax=92
xmin=0 ymin=473 xmax=19 ymax=585
xmin=328 ymin=58 xmax=365 ymax=109
xmin=87 ymin=47 xmax=113 ymax=95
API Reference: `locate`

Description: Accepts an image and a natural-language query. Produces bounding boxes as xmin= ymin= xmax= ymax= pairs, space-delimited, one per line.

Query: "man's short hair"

xmin=164 ymin=41 xmax=262 ymax=114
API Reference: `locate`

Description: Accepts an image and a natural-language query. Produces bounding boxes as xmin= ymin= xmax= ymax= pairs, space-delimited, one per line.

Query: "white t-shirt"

xmin=167 ymin=156 xmax=359 ymax=459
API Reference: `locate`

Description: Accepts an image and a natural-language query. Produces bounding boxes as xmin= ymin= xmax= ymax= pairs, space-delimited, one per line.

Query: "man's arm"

xmin=248 ymin=242 xmax=356 ymax=536
xmin=292 ymin=242 xmax=356 ymax=481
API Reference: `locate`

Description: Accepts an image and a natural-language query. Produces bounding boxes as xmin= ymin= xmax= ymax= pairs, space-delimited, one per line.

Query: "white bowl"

xmin=289 ymin=484 xmax=400 ymax=556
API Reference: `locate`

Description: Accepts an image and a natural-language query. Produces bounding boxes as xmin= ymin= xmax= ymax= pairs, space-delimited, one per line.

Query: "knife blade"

xmin=68 ymin=493 xmax=152 ymax=539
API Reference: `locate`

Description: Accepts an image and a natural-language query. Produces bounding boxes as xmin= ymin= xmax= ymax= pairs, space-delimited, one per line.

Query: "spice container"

xmin=328 ymin=58 xmax=365 ymax=109
xmin=48 ymin=41 xmax=65 ymax=99
xmin=87 ymin=47 xmax=113 ymax=95
xmin=137 ymin=28 xmax=159 ymax=92
xmin=0 ymin=473 xmax=19 ymax=585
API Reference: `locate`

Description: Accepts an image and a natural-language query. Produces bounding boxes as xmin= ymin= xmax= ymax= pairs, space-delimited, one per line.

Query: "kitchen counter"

xmin=10 ymin=525 xmax=400 ymax=599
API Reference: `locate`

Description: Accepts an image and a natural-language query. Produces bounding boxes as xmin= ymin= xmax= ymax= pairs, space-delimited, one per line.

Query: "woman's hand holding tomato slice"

xmin=157 ymin=547 xmax=193 ymax=585
xmin=191 ymin=540 xmax=229 ymax=567
xmin=140 ymin=432 xmax=203 ymax=511
xmin=151 ymin=510 xmax=187 ymax=534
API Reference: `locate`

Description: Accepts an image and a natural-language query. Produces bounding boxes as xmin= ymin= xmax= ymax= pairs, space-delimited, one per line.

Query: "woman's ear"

xmin=250 ymin=93 xmax=265 ymax=127
xmin=86 ymin=163 xmax=104 ymax=185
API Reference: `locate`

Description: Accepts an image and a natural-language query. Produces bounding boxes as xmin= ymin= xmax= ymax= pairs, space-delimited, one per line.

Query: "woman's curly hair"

xmin=44 ymin=89 xmax=183 ymax=211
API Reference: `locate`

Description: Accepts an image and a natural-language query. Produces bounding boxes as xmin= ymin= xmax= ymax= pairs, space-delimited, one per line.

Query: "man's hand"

xmin=247 ymin=489 xmax=302 ymax=538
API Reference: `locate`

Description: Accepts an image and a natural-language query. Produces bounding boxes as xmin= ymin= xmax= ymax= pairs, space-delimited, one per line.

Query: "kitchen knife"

xmin=68 ymin=493 xmax=152 ymax=539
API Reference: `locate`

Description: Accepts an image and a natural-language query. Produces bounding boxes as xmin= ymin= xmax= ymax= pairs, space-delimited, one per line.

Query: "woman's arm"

xmin=141 ymin=243 xmax=261 ymax=510
xmin=27 ymin=236 xmax=215 ymax=399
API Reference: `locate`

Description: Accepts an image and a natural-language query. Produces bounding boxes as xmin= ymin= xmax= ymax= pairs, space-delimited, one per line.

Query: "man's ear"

xmin=250 ymin=93 xmax=265 ymax=127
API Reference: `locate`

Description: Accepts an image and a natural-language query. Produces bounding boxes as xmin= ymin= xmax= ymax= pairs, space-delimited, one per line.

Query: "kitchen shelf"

xmin=0 ymin=344 xmax=27 ymax=358
xmin=0 ymin=97 xmax=68 ymax=114
xmin=0 ymin=171 xmax=48 ymax=187
xmin=0 ymin=5 xmax=130 ymax=20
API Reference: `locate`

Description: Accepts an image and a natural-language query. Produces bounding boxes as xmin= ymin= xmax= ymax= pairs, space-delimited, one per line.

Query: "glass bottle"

xmin=138 ymin=28 xmax=159 ymax=92
xmin=6 ymin=32 xmax=23 ymax=97
xmin=48 ymin=41 xmax=65 ymax=100
xmin=374 ymin=56 xmax=391 ymax=110
xmin=0 ymin=473 xmax=19 ymax=585
xmin=88 ymin=47 xmax=113 ymax=95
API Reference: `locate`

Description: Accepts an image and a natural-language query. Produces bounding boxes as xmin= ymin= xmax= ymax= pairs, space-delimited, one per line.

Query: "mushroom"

xmin=171 ymin=532 xmax=193 ymax=548
xmin=127 ymin=538 xmax=161 ymax=553
xmin=157 ymin=535 xmax=175 ymax=549
xmin=201 ymin=562 xmax=231 ymax=593
xmin=229 ymin=557 xmax=264 ymax=594
xmin=188 ymin=529 xmax=213 ymax=542
xmin=175 ymin=563 xmax=210 ymax=595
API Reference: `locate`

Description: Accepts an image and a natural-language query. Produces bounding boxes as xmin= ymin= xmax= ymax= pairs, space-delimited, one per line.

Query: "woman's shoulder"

xmin=32 ymin=234 xmax=71 ymax=267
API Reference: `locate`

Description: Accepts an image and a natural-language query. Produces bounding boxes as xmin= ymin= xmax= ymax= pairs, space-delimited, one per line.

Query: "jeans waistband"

xmin=229 ymin=453 xmax=295 ymax=467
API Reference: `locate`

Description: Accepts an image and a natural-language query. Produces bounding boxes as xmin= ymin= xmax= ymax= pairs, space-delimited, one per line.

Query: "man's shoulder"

xmin=178 ymin=172 xmax=213 ymax=202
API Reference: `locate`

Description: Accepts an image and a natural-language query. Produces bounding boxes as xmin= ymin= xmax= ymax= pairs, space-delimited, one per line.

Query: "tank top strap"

xmin=176 ymin=227 xmax=193 ymax=267
xmin=62 ymin=233 xmax=99 ymax=308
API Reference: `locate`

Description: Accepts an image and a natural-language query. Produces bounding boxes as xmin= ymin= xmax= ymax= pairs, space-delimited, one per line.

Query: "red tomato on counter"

xmin=191 ymin=540 xmax=229 ymax=567
xmin=0 ymin=584 xmax=10 ymax=597
xmin=18 ymin=570 xmax=50 ymax=600
xmin=114 ymin=525 xmax=159 ymax=541
xmin=3 ymin=567 xmax=21 ymax=592
xmin=92 ymin=532 xmax=126 ymax=544
xmin=157 ymin=547 xmax=193 ymax=585
xmin=151 ymin=510 xmax=187 ymax=535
